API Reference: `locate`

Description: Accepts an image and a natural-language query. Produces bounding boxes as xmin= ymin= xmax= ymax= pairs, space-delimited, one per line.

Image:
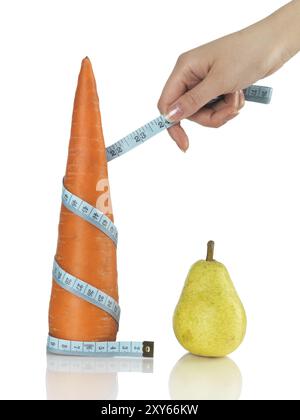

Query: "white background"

xmin=0 ymin=0 xmax=299 ymax=400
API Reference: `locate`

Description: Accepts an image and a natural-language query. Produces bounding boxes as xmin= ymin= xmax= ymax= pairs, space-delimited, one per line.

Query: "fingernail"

xmin=239 ymin=89 xmax=245 ymax=108
xmin=174 ymin=140 xmax=184 ymax=152
xmin=234 ymin=91 xmax=240 ymax=109
xmin=175 ymin=139 xmax=189 ymax=153
xmin=178 ymin=144 xmax=187 ymax=153
xmin=165 ymin=104 xmax=184 ymax=122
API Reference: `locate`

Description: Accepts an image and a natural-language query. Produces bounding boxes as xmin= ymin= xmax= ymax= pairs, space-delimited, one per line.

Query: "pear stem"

xmin=206 ymin=241 xmax=215 ymax=261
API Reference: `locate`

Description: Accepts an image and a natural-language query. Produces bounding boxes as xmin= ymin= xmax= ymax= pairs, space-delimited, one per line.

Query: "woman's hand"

xmin=158 ymin=1 xmax=299 ymax=151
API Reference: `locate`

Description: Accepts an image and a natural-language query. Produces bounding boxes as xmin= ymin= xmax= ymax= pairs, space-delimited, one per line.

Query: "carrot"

xmin=48 ymin=57 xmax=118 ymax=342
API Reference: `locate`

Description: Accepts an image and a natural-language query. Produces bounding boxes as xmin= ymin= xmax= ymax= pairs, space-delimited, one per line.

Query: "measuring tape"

xmin=48 ymin=184 xmax=154 ymax=358
xmin=106 ymin=85 xmax=273 ymax=162
xmin=47 ymin=336 xmax=153 ymax=358
xmin=61 ymin=185 xmax=118 ymax=246
xmin=52 ymin=259 xmax=120 ymax=323
xmin=49 ymin=84 xmax=272 ymax=358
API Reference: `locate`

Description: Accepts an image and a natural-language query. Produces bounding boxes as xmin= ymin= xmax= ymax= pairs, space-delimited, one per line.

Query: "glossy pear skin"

xmin=173 ymin=260 xmax=247 ymax=357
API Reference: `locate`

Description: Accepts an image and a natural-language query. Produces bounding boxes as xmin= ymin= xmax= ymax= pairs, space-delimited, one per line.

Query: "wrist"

xmin=236 ymin=18 xmax=289 ymax=79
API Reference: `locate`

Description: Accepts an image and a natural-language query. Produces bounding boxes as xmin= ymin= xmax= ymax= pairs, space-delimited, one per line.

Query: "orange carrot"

xmin=48 ymin=57 xmax=118 ymax=342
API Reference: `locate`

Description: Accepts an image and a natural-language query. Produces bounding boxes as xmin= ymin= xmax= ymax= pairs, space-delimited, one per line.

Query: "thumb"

xmin=165 ymin=74 xmax=224 ymax=122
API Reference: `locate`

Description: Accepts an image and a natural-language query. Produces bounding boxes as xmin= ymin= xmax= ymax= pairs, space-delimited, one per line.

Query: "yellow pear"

xmin=173 ymin=241 xmax=247 ymax=357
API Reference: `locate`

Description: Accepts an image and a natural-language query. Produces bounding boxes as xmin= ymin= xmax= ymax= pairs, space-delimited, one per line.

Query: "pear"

xmin=173 ymin=241 xmax=247 ymax=357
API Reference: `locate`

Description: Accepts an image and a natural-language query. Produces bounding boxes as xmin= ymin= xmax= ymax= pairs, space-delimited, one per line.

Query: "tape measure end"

xmin=143 ymin=341 xmax=154 ymax=358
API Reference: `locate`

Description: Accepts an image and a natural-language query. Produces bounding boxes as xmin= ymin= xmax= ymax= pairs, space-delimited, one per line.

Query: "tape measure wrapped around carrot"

xmin=48 ymin=57 xmax=119 ymax=343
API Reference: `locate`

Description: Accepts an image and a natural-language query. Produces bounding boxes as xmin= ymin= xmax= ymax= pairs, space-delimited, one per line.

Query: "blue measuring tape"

xmin=106 ymin=85 xmax=273 ymax=162
xmin=52 ymin=259 xmax=121 ymax=323
xmin=48 ymin=184 xmax=154 ymax=358
xmin=47 ymin=336 xmax=153 ymax=358
xmin=61 ymin=185 xmax=118 ymax=246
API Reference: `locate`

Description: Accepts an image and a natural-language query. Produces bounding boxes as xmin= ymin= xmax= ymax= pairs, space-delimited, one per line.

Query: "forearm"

xmin=256 ymin=1 xmax=300 ymax=61
xmin=233 ymin=0 xmax=300 ymax=79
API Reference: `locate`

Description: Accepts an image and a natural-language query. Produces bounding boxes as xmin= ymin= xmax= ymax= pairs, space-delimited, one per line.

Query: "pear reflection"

xmin=169 ymin=354 xmax=242 ymax=400
xmin=46 ymin=354 xmax=153 ymax=400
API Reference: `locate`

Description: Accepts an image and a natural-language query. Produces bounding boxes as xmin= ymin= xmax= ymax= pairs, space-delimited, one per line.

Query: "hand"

xmin=158 ymin=8 xmax=295 ymax=152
